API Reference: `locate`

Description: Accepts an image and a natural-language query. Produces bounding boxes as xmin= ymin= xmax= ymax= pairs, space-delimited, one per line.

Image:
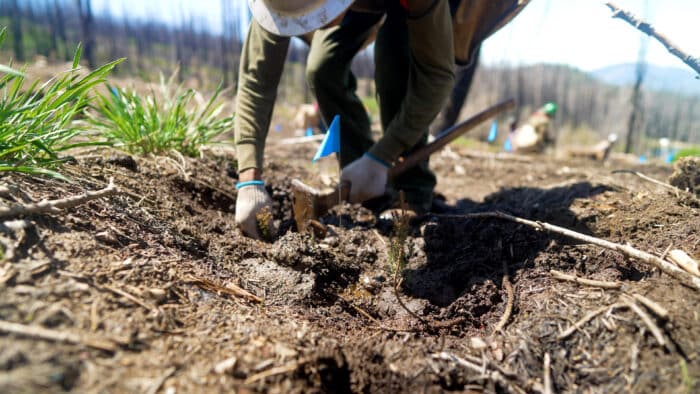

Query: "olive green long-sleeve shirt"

xmin=234 ymin=0 xmax=455 ymax=171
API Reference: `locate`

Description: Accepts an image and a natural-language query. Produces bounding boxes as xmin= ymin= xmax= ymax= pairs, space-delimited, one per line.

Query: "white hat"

xmin=248 ymin=0 xmax=355 ymax=37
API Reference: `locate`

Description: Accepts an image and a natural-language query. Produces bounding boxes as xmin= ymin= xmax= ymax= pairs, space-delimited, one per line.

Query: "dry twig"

xmin=244 ymin=357 xmax=310 ymax=385
xmin=622 ymin=297 xmax=667 ymax=347
xmin=185 ymin=275 xmax=263 ymax=303
xmin=437 ymin=211 xmax=700 ymax=290
xmin=57 ymin=270 xmax=157 ymax=312
xmin=145 ymin=367 xmax=177 ymax=394
xmin=0 ymin=319 xmax=116 ymax=352
xmin=0 ymin=179 xmax=120 ymax=219
xmin=631 ymin=293 xmax=669 ymax=320
xmin=102 ymin=284 xmax=157 ymax=311
xmin=336 ymin=294 xmax=381 ymax=325
xmin=605 ymin=2 xmax=700 ymax=76
xmin=543 ymin=353 xmax=553 ymax=394
xmin=558 ymin=303 xmax=626 ymax=340
xmin=668 ymin=249 xmax=700 ymax=278
xmin=550 ymin=269 xmax=622 ymax=289
xmin=432 ymin=352 xmax=526 ymax=394
xmin=494 ymin=261 xmax=514 ymax=333
xmin=611 ymin=170 xmax=685 ymax=194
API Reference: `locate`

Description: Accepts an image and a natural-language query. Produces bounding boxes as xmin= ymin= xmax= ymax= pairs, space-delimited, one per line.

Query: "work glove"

xmin=235 ymin=181 xmax=276 ymax=240
xmin=340 ymin=153 xmax=390 ymax=203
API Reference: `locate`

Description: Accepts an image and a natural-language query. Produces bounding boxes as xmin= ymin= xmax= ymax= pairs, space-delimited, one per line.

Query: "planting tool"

xmin=292 ymin=98 xmax=515 ymax=231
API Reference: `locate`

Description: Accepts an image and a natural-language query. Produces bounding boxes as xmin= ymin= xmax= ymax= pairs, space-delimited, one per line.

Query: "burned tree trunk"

xmin=624 ymin=51 xmax=646 ymax=154
xmin=10 ymin=0 xmax=24 ymax=62
xmin=76 ymin=0 xmax=96 ymax=69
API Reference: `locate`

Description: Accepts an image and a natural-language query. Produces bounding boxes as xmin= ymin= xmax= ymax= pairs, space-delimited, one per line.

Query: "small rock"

xmin=323 ymin=236 xmax=339 ymax=247
xmin=95 ymin=230 xmax=120 ymax=245
xmin=146 ymin=288 xmax=167 ymax=302
xmin=213 ymin=357 xmax=237 ymax=374
xmin=469 ymin=336 xmax=488 ymax=350
xmin=253 ymin=359 xmax=274 ymax=372
xmin=360 ymin=274 xmax=385 ymax=294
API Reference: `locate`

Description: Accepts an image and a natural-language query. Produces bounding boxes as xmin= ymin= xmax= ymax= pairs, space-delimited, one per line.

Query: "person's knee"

xmin=305 ymin=56 xmax=335 ymax=92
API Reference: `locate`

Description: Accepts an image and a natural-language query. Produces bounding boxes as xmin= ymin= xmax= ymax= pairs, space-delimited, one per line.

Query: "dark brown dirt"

xmin=0 ymin=141 xmax=698 ymax=393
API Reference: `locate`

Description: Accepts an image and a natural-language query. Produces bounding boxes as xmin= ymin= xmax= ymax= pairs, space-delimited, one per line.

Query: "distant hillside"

xmin=592 ymin=63 xmax=700 ymax=97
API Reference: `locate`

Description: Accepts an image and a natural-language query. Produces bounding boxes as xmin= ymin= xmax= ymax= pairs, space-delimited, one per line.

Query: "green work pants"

xmin=306 ymin=8 xmax=436 ymax=212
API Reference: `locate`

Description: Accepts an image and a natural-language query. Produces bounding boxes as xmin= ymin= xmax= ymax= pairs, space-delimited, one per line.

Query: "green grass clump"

xmin=674 ymin=147 xmax=700 ymax=160
xmin=88 ymin=72 xmax=234 ymax=157
xmin=0 ymin=29 xmax=123 ymax=178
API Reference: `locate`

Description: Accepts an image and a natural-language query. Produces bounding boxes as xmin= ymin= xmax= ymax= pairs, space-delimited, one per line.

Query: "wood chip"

xmin=668 ymin=249 xmax=700 ymax=278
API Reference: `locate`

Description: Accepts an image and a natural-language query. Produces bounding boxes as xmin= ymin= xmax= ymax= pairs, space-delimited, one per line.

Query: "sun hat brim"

xmin=248 ymin=0 xmax=355 ymax=37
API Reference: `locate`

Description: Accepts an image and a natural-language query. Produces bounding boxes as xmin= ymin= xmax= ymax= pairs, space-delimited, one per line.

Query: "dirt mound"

xmin=0 ymin=146 xmax=698 ymax=393
xmin=669 ymin=156 xmax=700 ymax=196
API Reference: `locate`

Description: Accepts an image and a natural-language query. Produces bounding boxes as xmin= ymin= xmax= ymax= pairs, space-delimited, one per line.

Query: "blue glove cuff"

xmin=364 ymin=152 xmax=391 ymax=168
xmin=235 ymin=180 xmax=265 ymax=189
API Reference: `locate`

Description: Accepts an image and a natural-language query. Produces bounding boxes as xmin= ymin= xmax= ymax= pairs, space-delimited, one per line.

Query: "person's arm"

xmin=368 ymin=0 xmax=455 ymax=163
xmin=235 ymin=20 xmax=291 ymax=176
xmin=234 ymin=21 xmax=289 ymax=239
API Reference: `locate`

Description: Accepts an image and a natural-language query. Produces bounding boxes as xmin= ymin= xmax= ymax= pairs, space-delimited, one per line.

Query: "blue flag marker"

xmin=313 ymin=115 xmax=341 ymax=162
xmin=487 ymin=120 xmax=498 ymax=143
xmin=504 ymin=138 xmax=512 ymax=152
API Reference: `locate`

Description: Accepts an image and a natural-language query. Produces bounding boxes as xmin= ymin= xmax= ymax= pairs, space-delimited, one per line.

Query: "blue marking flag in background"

xmin=487 ymin=120 xmax=498 ymax=143
xmin=313 ymin=115 xmax=340 ymax=162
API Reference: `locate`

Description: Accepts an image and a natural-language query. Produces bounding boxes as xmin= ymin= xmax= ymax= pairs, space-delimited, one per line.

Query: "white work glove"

xmin=340 ymin=153 xmax=390 ymax=203
xmin=235 ymin=181 xmax=276 ymax=240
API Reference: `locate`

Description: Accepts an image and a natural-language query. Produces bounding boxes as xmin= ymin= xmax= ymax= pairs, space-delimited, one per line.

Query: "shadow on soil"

xmin=402 ymin=182 xmax=611 ymax=319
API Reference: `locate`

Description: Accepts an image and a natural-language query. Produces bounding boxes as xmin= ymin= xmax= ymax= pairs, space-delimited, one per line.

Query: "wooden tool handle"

xmin=389 ymin=98 xmax=515 ymax=176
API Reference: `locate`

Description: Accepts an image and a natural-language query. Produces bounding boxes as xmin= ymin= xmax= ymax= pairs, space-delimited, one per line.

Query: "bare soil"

xmin=0 ymin=140 xmax=699 ymax=393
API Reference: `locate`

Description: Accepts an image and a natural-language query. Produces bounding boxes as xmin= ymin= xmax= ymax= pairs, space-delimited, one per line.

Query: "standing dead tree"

xmin=625 ymin=40 xmax=647 ymax=154
xmin=605 ymin=2 xmax=700 ymax=77
xmin=76 ymin=0 xmax=95 ymax=69
xmin=9 ymin=0 xmax=24 ymax=62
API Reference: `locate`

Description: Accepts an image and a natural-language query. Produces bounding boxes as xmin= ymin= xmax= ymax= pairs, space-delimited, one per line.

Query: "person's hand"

xmin=235 ymin=181 xmax=276 ymax=240
xmin=340 ymin=153 xmax=390 ymax=203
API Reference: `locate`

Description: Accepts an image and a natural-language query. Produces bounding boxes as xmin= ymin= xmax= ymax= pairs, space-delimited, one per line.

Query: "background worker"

xmin=509 ymin=102 xmax=558 ymax=154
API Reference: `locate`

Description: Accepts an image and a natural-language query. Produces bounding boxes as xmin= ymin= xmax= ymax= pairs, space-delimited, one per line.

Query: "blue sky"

xmin=482 ymin=0 xmax=700 ymax=71
xmin=91 ymin=0 xmax=700 ymax=72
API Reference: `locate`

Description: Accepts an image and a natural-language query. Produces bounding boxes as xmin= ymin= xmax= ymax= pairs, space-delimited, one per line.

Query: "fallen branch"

xmin=605 ymin=2 xmax=700 ymax=76
xmin=0 ymin=179 xmax=120 ymax=219
xmin=611 ymin=170 xmax=686 ymax=194
xmin=0 ymin=319 xmax=116 ymax=352
xmin=437 ymin=211 xmax=700 ymax=290
xmin=185 ymin=275 xmax=263 ymax=303
xmin=244 ymin=357 xmax=311 ymax=385
xmin=57 ymin=270 xmax=157 ymax=312
xmin=102 ymin=284 xmax=157 ymax=312
xmin=336 ymin=294 xmax=381 ymax=325
xmin=494 ymin=261 xmax=514 ymax=333
xmin=622 ymin=297 xmax=666 ymax=347
xmin=543 ymin=353 xmax=553 ymax=394
xmin=550 ymin=269 xmax=622 ymax=289
xmin=145 ymin=367 xmax=177 ymax=394
xmin=558 ymin=303 xmax=626 ymax=340
xmin=631 ymin=293 xmax=669 ymax=320
xmin=668 ymin=249 xmax=700 ymax=278
xmin=432 ymin=352 xmax=526 ymax=394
